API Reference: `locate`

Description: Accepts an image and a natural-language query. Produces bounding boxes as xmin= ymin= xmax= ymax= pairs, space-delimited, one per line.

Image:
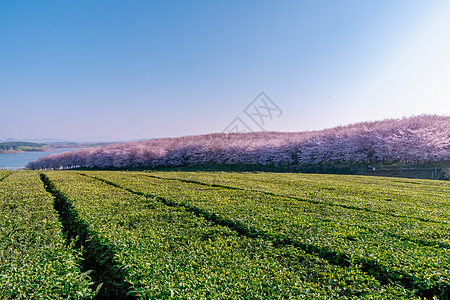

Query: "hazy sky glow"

xmin=1 ymin=1 xmax=449 ymax=141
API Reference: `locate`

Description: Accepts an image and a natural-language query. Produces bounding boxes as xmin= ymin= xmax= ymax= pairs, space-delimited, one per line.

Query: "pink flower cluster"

xmin=27 ymin=115 xmax=450 ymax=170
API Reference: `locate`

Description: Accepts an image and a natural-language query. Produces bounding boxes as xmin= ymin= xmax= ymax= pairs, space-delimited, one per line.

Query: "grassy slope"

xmin=43 ymin=171 xmax=414 ymax=299
xmin=84 ymin=170 xmax=449 ymax=299
xmin=0 ymin=172 xmax=94 ymax=299
xmin=2 ymin=170 xmax=448 ymax=298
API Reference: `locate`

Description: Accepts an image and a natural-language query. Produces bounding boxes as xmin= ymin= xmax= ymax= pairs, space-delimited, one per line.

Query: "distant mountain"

xmin=1 ymin=138 xmax=74 ymax=144
xmin=27 ymin=115 xmax=450 ymax=173
xmin=4 ymin=138 xmax=18 ymax=142
xmin=1 ymin=137 xmax=152 ymax=144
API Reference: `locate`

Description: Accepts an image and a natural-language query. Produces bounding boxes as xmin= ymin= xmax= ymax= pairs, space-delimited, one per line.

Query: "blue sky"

xmin=1 ymin=1 xmax=449 ymax=141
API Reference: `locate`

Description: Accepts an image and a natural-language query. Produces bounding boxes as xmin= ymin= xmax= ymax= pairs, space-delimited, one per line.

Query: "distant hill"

xmin=1 ymin=138 xmax=72 ymax=144
xmin=0 ymin=141 xmax=47 ymax=153
xmin=27 ymin=115 xmax=450 ymax=177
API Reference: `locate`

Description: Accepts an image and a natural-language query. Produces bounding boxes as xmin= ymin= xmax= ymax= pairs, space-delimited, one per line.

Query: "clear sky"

xmin=1 ymin=1 xmax=449 ymax=141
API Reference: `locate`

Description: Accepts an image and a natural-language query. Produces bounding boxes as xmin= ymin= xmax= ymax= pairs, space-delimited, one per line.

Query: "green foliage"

xmin=89 ymin=171 xmax=450 ymax=299
xmin=44 ymin=171 xmax=416 ymax=299
xmin=0 ymin=172 xmax=94 ymax=299
xmin=3 ymin=170 xmax=449 ymax=299
xmin=0 ymin=171 xmax=9 ymax=181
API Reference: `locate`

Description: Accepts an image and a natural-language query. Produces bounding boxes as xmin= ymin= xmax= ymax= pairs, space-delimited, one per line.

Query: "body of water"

xmin=0 ymin=148 xmax=81 ymax=170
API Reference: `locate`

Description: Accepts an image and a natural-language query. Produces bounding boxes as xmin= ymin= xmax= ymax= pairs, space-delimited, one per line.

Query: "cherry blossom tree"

xmin=27 ymin=115 xmax=450 ymax=170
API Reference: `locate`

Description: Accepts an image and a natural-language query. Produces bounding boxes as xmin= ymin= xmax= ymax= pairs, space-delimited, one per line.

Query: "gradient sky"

xmin=1 ymin=1 xmax=449 ymax=141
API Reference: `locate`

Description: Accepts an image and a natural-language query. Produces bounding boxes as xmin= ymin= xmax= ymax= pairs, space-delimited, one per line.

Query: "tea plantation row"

xmin=0 ymin=171 xmax=94 ymax=299
xmin=1 ymin=170 xmax=448 ymax=299
xmin=83 ymin=171 xmax=449 ymax=299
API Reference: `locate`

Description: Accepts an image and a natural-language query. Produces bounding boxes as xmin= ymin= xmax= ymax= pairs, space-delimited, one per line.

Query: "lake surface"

xmin=0 ymin=148 xmax=82 ymax=170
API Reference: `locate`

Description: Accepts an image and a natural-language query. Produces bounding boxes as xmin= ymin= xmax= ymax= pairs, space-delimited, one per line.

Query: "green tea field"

xmin=1 ymin=170 xmax=449 ymax=299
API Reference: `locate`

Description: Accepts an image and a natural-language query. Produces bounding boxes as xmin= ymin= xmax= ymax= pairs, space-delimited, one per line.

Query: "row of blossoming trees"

xmin=27 ymin=115 xmax=450 ymax=170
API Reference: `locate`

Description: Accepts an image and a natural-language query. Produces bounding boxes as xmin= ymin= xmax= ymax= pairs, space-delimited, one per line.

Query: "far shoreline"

xmin=0 ymin=149 xmax=57 ymax=154
xmin=0 ymin=147 xmax=83 ymax=154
